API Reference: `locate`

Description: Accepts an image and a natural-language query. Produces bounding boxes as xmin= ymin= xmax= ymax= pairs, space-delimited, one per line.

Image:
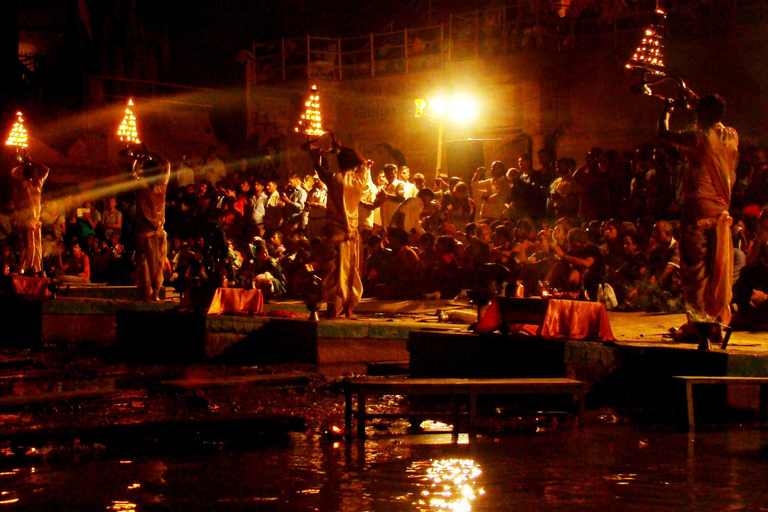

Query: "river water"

xmin=2 ymin=420 xmax=767 ymax=511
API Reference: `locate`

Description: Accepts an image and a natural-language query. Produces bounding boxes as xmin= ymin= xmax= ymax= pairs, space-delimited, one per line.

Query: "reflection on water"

xmin=410 ymin=458 xmax=484 ymax=511
xmin=2 ymin=425 xmax=768 ymax=510
xmin=106 ymin=501 xmax=137 ymax=511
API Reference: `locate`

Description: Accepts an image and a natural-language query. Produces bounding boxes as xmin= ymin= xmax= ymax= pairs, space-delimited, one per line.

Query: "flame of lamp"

xmin=117 ymin=99 xmax=141 ymax=145
xmin=5 ymin=112 xmax=28 ymax=148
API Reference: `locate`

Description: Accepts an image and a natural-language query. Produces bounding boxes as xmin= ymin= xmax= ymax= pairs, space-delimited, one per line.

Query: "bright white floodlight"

xmin=430 ymin=97 xmax=447 ymax=116
xmin=448 ymin=95 xmax=478 ymax=123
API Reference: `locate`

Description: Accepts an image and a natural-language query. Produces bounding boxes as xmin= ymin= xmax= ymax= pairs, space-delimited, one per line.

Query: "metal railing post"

xmin=370 ymin=33 xmax=375 ymax=77
xmin=475 ymin=9 xmax=479 ymax=58
xmin=404 ymin=28 xmax=409 ymax=74
xmin=440 ymin=23 xmax=445 ymax=68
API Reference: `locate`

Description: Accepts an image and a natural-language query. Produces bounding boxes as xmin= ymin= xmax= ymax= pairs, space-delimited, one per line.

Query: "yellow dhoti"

xmin=322 ymin=234 xmax=363 ymax=313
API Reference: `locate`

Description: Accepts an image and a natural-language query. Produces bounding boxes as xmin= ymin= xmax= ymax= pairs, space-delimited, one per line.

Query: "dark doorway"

xmin=500 ymin=134 xmax=532 ymax=170
xmin=446 ymin=139 xmax=484 ymax=184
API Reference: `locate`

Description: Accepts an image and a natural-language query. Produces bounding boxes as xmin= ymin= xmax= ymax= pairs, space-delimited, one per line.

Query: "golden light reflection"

xmin=420 ymin=420 xmax=453 ymax=432
xmin=5 ymin=112 xmax=28 ymax=148
xmin=0 ymin=491 xmax=19 ymax=505
xmin=411 ymin=459 xmax=484 ymax=511
xmin=107 ymin=500 xmax=137 ymax=511
xmin=127 ymin=483 xmax=141 ymax=490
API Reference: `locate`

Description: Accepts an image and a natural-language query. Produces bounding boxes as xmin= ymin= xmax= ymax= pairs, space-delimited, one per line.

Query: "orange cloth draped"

xmin=680 ymin=123 xmax=738 ymax=324
xmin=475 ymin=298 xmax=615 ymax=341
xmin=12 ymin=275 xmax=51 ymax=298
xmin=540 ymin=299 xmax=614 ymax=340
xmin=207 ymin=288 xmax=263 ymax=315
xmin=706 ymin=212 xmax=733 ymax=325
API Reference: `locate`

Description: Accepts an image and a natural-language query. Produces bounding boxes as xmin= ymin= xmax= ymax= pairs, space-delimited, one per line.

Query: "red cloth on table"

xmin=475 ymin=298 xmax=615 ymax=341
xmin=12 ymin=275 xmax=51 ymax=298
xmin=207 ymin=288 xmax=263 ymax=315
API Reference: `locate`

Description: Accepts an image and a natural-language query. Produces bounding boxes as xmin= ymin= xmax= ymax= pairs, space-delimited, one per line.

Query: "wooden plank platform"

xmin=673 ymin=376 xmax=768 ymax=429
xmin=0 ymin=389 xmax=118 ymax=407
xmin=159 ymin=371 xmax=316 ymax=390
xmin=343 ymin=377 xmax=586 ymax=439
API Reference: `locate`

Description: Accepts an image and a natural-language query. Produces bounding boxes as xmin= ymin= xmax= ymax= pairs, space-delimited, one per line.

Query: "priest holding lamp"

xmin=118 ymin=99 xmax=171 ymax=301
xmin=6 ymin=112 xmax=49 ymax=275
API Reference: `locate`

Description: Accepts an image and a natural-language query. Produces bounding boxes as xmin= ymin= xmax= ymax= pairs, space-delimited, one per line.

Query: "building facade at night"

xmin=7 ymin=0 xmax=768 ymax=186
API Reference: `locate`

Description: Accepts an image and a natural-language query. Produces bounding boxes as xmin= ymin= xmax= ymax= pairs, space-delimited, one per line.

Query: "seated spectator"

xmin=0 ymin=244 xmax=16 ymax=275
xmin=646 ymin=220 xmax=680 ymax=291
xmin=57 ymin=239 xmax=90 ymax=283
xmin=264 ymin=229 xmax=286 ymax=258
xmin=0 ymin=200 xmax=16 ymax=248
xmin=519 ymin=230 xmax=558 ymax=294
xmin=40 ymin=200 xmax=66 ymax=242
xmin=490 ymin=226 xmax=516 ymax=266
xmin=550 ymin=157 xmax=580 ymax=218
xmin=421 ymin=235 xmax=462 ymax=299
xmin=462 ymin=223 xmax=493 ymax=273
xmin=101 ymin=197 xmax=123 ymax=242
xmin=731 ymin=211 xmax=768 ymax=330
xmin=79 ymin=201 xmax=101 ymax=240
xmin=510 ymin=219 xmax=537 ymax=263
xmin=170 ymin=241 xmax=205 ymax=296
xmin=65 ymin=211 xmax=86 ymax=246
xmin=442 ymin=182 xmax=475 ymax=232
xmin=550 ymin=228 xmax=605 ymax=300
xmin=417 ymin=232 xmax=436 ymax=268
xmin=249 ymin=239 xmax=287 ymax=299
xmin=607 ymin=232 xmax=648 ymax=309
xmin=364 ymin=235 xmax=392 ymax=297
xmin=90 ymin=238 xmax=115 ymax=283
xmin=383 ymin=228 xmax=420 ymax=299
xmin=635 ymin=220 xmax=683 ymax=313
xmin=600 ymin=219 xmax=623 ymax=272
xmin=390 ymin=188 xmax=436 ymax=237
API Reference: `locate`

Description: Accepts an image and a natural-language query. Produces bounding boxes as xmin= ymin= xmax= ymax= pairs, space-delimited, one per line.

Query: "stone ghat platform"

xmin=115 ymin=309 xmax=454 ymax=374
xmin=111 ymin=304 xmax=768 ymax=421
xmin=0 ymin=296 xmax=177 ymax=347
xmin=6 ymin=286 xmax=768 ymax=414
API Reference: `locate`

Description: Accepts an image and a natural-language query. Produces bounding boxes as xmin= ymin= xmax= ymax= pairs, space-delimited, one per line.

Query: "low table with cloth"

xmin=473 ymin=297 xmax=615 ymax=341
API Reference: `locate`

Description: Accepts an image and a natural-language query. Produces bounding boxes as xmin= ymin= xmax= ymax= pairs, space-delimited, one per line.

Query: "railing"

xmin=246 ymin=0 xmax=768 ymax=83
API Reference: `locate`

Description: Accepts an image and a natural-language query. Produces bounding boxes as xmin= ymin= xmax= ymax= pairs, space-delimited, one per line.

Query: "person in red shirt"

xmin=58 ymin=239 xmax=90 ymax=282
xmin=384 ymin=228 xmax=420 ymax=299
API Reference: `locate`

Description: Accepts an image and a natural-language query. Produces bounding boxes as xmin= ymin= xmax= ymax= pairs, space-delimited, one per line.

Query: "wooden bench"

xmin=673 ymin=376 xmax=768 ymax=429
xmin=343 ymin=377 xmax=586 ymax=439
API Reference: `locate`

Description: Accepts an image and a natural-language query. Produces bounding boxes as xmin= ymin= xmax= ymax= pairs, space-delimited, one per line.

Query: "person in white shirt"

xmin=379 ymin=164 xmax=406 ymax=228
xmin=200 ymin=145 xmax=227 ymax=186
xmin=399 ymin=166 xmax=418 ymax=199
xmin=174 ymin=153 xmax=196 ymax=188
xmin=390 ymin=188 xmax=435 ymax=236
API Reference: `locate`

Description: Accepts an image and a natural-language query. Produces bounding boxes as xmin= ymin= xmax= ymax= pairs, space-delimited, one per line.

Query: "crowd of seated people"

xmin=3 ymin=138 xmax=768 ymax=330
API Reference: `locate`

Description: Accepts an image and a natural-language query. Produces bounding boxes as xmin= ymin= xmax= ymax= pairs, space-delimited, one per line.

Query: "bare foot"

xmin=341 ymin=307 xmax=358 ymax=320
